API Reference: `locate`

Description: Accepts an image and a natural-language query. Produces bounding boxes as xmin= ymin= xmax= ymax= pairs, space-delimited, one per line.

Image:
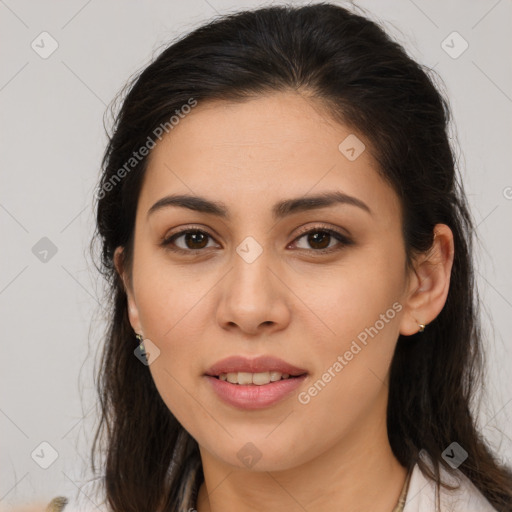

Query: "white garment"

xmin=403 ymin=455 xmax=498 ymax=512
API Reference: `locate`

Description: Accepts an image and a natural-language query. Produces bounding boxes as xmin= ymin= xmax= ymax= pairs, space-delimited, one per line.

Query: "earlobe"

xmin=399 ymin=224 xmax=454 ymax=336
xmin=126 ymin=296 xmax=142 ymax=335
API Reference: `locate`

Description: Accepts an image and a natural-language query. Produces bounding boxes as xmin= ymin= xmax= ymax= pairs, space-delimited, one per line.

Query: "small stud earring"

xmin=418 ymin=324 xmax=426 ymax=333
xmin=135 ymin=333 xmax=145 ymax=351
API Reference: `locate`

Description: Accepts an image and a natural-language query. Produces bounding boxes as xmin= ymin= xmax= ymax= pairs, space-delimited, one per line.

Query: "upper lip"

xmin=204 ymin=355 xmax=308 ymax=377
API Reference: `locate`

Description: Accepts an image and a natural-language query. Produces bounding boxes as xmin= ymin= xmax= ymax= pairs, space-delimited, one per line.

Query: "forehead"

xmin=139 ymin=91 xmax=400 ymax=224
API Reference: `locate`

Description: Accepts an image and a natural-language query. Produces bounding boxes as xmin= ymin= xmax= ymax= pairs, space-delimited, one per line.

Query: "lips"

xmin=204 ymin=355 xmax=308 ymax=377
xmin=205 ymin=373 xmax=308 ymax=409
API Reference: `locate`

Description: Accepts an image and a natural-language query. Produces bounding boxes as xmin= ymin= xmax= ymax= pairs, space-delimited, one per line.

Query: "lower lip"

xmin=204 ymin=374 xmax=307 ymax=410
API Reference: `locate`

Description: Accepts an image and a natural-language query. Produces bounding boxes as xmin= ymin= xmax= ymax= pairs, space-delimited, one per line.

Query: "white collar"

xmin=403 ymin=451 xmax=497 ymax=511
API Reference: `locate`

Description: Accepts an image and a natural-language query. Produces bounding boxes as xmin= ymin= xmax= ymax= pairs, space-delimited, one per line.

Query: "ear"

xmin=114 ymin=246 xmax=143 ymax=335
xmin=399 ymin=224 xmax=455 ymax=336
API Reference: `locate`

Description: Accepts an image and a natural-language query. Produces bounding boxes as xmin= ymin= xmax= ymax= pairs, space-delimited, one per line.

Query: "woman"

xmin=48 ymin=2 xmax=512 ymax=511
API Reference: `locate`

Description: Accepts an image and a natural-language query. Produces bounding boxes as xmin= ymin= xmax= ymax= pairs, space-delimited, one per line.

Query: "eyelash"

xmin=160 ymin=225 xmax=353 ymax=256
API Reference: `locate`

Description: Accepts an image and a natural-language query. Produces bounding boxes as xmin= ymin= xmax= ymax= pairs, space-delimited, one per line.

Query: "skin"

xmin=114 ymin=91 xmax=454 ymax=512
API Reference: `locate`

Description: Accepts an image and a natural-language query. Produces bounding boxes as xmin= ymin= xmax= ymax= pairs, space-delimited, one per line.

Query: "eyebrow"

xmin=147 ymin=191 xmax=372 ymax=220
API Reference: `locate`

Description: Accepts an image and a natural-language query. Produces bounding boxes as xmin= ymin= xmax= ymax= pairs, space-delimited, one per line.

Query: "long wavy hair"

xmin=89 ymin=3 xmax=512 ymax=511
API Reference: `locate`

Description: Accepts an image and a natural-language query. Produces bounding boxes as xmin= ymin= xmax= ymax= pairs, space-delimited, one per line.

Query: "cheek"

xmin=133 ymin=247 xmax=208 ymax=337
xmin=298 ymin=249 xmax=404 ymax=415
xmin=132 ymin=261 xmax=214 ymax=409
xmin=292 ymin=354 xmax=390 ymax=462
xmin=303 ymin=250 xmax=404 ymax=346
xmin=294 ymin=308 xmax=400 ymax=454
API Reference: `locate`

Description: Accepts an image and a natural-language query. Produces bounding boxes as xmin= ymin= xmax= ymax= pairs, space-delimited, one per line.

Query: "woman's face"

xmin=117 ymin=91 xmax=416 ymax=471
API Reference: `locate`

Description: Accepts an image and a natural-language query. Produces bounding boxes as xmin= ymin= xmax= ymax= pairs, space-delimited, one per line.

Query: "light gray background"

xmin=1 ymin=0 xmax=511 ymax=509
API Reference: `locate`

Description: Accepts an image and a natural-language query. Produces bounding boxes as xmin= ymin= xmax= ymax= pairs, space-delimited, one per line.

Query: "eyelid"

xmin=293 ymin=223 xmax=352 ymax=240
xmin=161 ymin=223 xmax=217 ymax=239
xmin=160 ymin=223 xmax=353 ymax=254
xmin=289 ymin=225 xmax=353 ymax=254
xmin=160 ymin=225 xmax=220 ymax=252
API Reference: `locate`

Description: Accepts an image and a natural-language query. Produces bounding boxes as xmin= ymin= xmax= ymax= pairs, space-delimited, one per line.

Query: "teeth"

xmin=219 ymin=371 xmax=292 ymax=385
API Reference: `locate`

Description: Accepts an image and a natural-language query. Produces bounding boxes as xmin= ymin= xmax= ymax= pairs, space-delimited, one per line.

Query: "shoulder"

xmin=403 ymin=451 xmax=498 ymax=512
xmin=44 ymin=496 xmax=108 ymax=512
xmin=46 ymin=497 xmax=69 ymax=512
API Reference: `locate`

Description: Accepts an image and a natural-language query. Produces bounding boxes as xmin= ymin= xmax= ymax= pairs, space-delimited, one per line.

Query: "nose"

xmin=215 ymin=248 xmax=291 ymax=336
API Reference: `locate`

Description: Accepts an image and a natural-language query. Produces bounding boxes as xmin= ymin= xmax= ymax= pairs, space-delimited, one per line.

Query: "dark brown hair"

xmin=90 ymin=3 xmax=512 ymax=511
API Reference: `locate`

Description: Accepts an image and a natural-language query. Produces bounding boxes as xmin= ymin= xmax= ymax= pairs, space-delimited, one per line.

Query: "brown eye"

xmin=161 ymin=226 xmax=353 ymax=255
xmin=180 ymin=231 xmax=209 ymax=250
xmin=304 ymin=231 xmax=331 ymax=250
xmin=162 ymin=229 xmax=217 ymax=252
xmin=291 ymin=227 xmax=353 ymax=254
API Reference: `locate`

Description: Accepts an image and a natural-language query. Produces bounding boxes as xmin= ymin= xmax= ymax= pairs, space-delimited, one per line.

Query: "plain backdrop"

xmin=1 ymin=0 xmax=511 ymax=509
